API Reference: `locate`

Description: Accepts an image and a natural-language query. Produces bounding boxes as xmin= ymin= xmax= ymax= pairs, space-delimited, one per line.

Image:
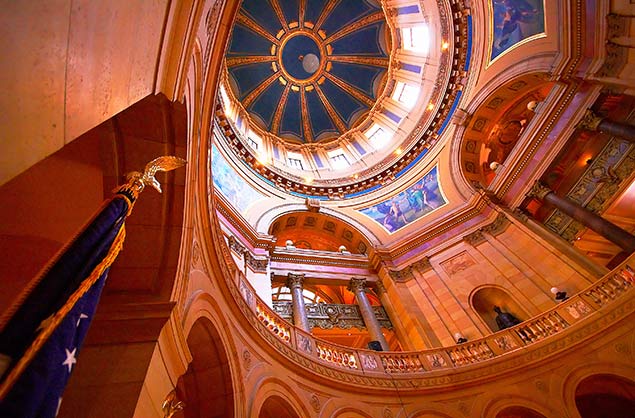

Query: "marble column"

xmin=349 ymin=278 xmax=390 ymax=351
xmin=528 ymin=182 xmax=635 ymax=253
xmin=287 ymin=273 xmax=310 ymax=332
xmin=578 ymin=109 xmax=635 ymax=142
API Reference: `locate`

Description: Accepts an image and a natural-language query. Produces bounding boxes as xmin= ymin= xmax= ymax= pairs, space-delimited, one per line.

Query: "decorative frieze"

xmin=272 ymin=302 xmax=393 ymax=330
xmin=244 ymin=252 xmax=268 ymax=272
xmin=228 ymin=235 xmax=246 ymax=255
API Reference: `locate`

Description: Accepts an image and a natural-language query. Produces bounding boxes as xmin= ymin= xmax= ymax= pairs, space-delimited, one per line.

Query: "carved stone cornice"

xmin=228 ymin=235 xmax=246 ymax=254
xmin=482 ymin=213 xmax=511 ymax=236
xmin=287 ymin=273 xmax=305 ymax=290
xmin=527 ymin=181 xmax=553 ymax=200
xmin=245 ymin=252 xmax=268 ymax=273
xmin=577 ymin=109 xmax=604 ymax=132
xmin=463 ymin=230 xmax=486 ymax=246
xmin=348 ymin=277 xmax=367 ymax=293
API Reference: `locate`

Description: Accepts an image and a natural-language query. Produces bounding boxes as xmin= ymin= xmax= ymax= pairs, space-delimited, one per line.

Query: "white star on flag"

xmin=62 ymin=348 xmax=77 ymax=373
xmin=76 ymin=313 xmax=88 ymax=327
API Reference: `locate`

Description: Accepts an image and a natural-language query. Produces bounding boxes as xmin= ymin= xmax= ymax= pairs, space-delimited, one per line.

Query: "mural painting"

xmin=212 ymin=145 xmax=265 ymax=214
xmin=491 ymin=0 xmax=545 ymax=61
xmin=359 ymin=166 xmax=447 ymax=233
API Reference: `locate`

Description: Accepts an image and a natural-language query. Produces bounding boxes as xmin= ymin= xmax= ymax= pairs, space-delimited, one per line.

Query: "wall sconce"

xmin=454 ymin=332 xmax=468 ymax=344
xmin=550 ymin=287 xmax=568 ymax=302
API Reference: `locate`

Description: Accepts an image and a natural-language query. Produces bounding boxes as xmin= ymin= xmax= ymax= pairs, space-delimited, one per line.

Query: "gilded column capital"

xmin=577 ymin=109 xmax=604 ymax=132
xmin=348 ymin=277 xmax=367 ymax=293
xmin=286 ymin=273 xmax=305 ymax=290
xmin=162 ymin=389 xmax=185 ymax=418
xmin=463 ymin=230 xmax=486 ymax=246
xmin=527 ymin=181 xmax=553 ymax=200
xmin=482 ymin=212 xmax=511 ymax=236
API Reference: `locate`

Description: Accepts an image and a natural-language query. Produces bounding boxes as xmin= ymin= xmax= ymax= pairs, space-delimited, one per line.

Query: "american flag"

xmin=0 ymin=195 xmax=132 ymax=418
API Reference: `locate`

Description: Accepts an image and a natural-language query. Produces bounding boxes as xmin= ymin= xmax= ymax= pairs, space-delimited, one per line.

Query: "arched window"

xmin=271 ymin=285 xmax=325 ymax=304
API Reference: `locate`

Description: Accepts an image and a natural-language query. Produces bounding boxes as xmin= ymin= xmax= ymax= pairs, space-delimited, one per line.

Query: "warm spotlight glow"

xmin=395 ymin=148 xmax=402 ymax=155
xmin=441 ymin=41 xmax=449 ymax=50
xmin=426 ymin=103 xmax=434 ymax=111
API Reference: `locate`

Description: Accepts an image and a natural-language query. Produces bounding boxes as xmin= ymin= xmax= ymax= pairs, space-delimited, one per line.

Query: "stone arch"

xmin=249 ymin=377 xmax=310 ymax=418
xmin=483 ymin=394 xmax=556 ymax=418
xmin=574 ymin=374 xmax=635 ymax=418
xmin=176 ymin=316 xmax=236 ymax=418
xmin=258 ymin=395 xmax=301 ymax=418
xmin=469 ymin=285 xmax=529 ymax=333
xmin=254 ymin=203 xmax=382 ymax=247
xmin=561 ymin=362 xmax=635 ymax=416
xmin=450 ymin=72 xmax=555 ymax=190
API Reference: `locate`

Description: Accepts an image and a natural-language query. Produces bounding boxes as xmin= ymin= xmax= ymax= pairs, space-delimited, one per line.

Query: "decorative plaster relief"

xmin=441 ymin=252 xmax=477 ymax=275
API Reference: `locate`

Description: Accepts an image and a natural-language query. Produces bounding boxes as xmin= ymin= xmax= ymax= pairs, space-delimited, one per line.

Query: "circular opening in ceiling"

xmin=281 ymin=34 xmax=321 ymax=80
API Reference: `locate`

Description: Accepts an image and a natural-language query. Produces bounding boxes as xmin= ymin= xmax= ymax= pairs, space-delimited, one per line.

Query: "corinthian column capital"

xmin=577 ymin=109 xmax=603 ymax=131
xmin=527 ymin=181 xmax=553 ymax=200
xmin=286 ymin=273 xmax=305 ymax=290
xmin=348 ymin=277 xmax=367 ymax=293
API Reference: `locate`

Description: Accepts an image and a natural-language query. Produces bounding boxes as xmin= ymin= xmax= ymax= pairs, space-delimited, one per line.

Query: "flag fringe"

xmin=0 ymin=218 xmax=128 ymax=400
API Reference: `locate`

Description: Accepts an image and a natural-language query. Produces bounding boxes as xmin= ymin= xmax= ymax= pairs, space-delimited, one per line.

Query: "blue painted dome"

xmin=225 ymin=0 xmax=390 ymax=144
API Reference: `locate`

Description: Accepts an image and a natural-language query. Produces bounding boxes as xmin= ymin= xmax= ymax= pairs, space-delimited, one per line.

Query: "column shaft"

xmin=541 ymin=190 xmax=635 ymax=253
xmin=349 ymin=278 xmax=390 ymax=351
xmin=598 ymin=119 xmax=635 ymax=142
xmin=287 ymin=274 xmax=310 ymax=333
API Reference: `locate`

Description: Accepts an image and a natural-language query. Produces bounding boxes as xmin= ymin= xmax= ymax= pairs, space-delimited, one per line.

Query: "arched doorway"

xmin=575 ymin=374 xmax=635 ymax=418
xmin=176 ymin=318 xmax=235 ymax=418
xmin=258 ymin=395 xmax=300 ymax=418
xmin=495 ymin=406 xmax=547 ymax=418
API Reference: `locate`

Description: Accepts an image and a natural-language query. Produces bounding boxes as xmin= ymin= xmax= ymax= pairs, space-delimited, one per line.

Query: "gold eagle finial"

xmin=125 ymin=156 xmax=187 ymax=194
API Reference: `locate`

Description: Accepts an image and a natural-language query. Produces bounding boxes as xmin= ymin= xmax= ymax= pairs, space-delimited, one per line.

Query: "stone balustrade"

xmin=215 ymin=227 xmax=635 ymax=384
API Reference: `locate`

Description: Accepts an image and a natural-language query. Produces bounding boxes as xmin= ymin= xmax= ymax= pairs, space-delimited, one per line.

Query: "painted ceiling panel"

xmin=279 ymin=90 xmax=303 ymax=140
xmin=330 ymin=23 xmax=385 ymax=55
xmin=241 ymin=0 xmax=284 ymax=34
xmin=329 ymin=62 xmax=385 ymax=98
xmin=225 ymin=0 xmax=389 ymax=144
xmin=306 ymin=90 xmax=338 ymax=139
xmin=321 ymin=0 xmax=376 ymax=36
xmin=280 ymin=0 xmax=299 ymax=24
xmin=228 ymin=25 xmax=273 ymax=55
xmin=229 ymin=63 xmax=275 ymax=99
xmin=320 ymin=78 xmax=367 ymax=127
xmin=249 ymin=81 xmax=285 ymax=129
xmin=304 ymin=0 xmax=330 ymax=24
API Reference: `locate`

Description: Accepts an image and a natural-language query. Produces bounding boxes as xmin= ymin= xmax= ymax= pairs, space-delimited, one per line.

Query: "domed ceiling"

xmin=225 ymin=0 xmax=390 ymax=144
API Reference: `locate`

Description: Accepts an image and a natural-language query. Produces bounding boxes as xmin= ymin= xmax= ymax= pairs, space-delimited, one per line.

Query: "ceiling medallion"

xmin=277 ymin=29 xmax=327 ymax=85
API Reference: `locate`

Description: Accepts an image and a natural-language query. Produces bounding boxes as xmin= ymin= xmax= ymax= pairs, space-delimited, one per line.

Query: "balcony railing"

xmin=215 ymin=226 xmax=635 ymax=383
xmin=272 ymin=301 xmax=393 ymax=330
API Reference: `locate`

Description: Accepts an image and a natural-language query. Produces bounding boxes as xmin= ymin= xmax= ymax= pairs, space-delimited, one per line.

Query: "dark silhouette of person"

xmin=494 ymin=306 xmax=521 ymax=330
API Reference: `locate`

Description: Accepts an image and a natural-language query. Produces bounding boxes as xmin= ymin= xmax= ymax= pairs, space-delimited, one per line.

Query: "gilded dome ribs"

xmin=329 ymin=56 xmax=389 ymax=68
xmin=242 ymin=71 xmax=281 ymax=108
xmin=299 ymin=0 xmax=306 ymax=27
xmin=226 ymin=56 xmax=276 ymax=68
xmin=300 ymin=88 xmax=314 ymax=142
xmin=314 ymin=84 xmax=348 ymax=133
xmin=314 ymin=0 xmax=340 ymax=32
xmin=324 ymin=11 xmax=383 ymax=44
xmin=323 ymin=72 xmax=375 ymax=108
xmin=236 ymin=12 xmax=280 ymax=45
xmin=271 ymin=83 xmax=291 ymax=133
xmin=269 ymin=0 xmax=288 ymax=31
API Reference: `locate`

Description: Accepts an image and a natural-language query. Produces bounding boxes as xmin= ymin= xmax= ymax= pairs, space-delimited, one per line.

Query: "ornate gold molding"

xmin=527 ymin=181 xmax=553 ymax=200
